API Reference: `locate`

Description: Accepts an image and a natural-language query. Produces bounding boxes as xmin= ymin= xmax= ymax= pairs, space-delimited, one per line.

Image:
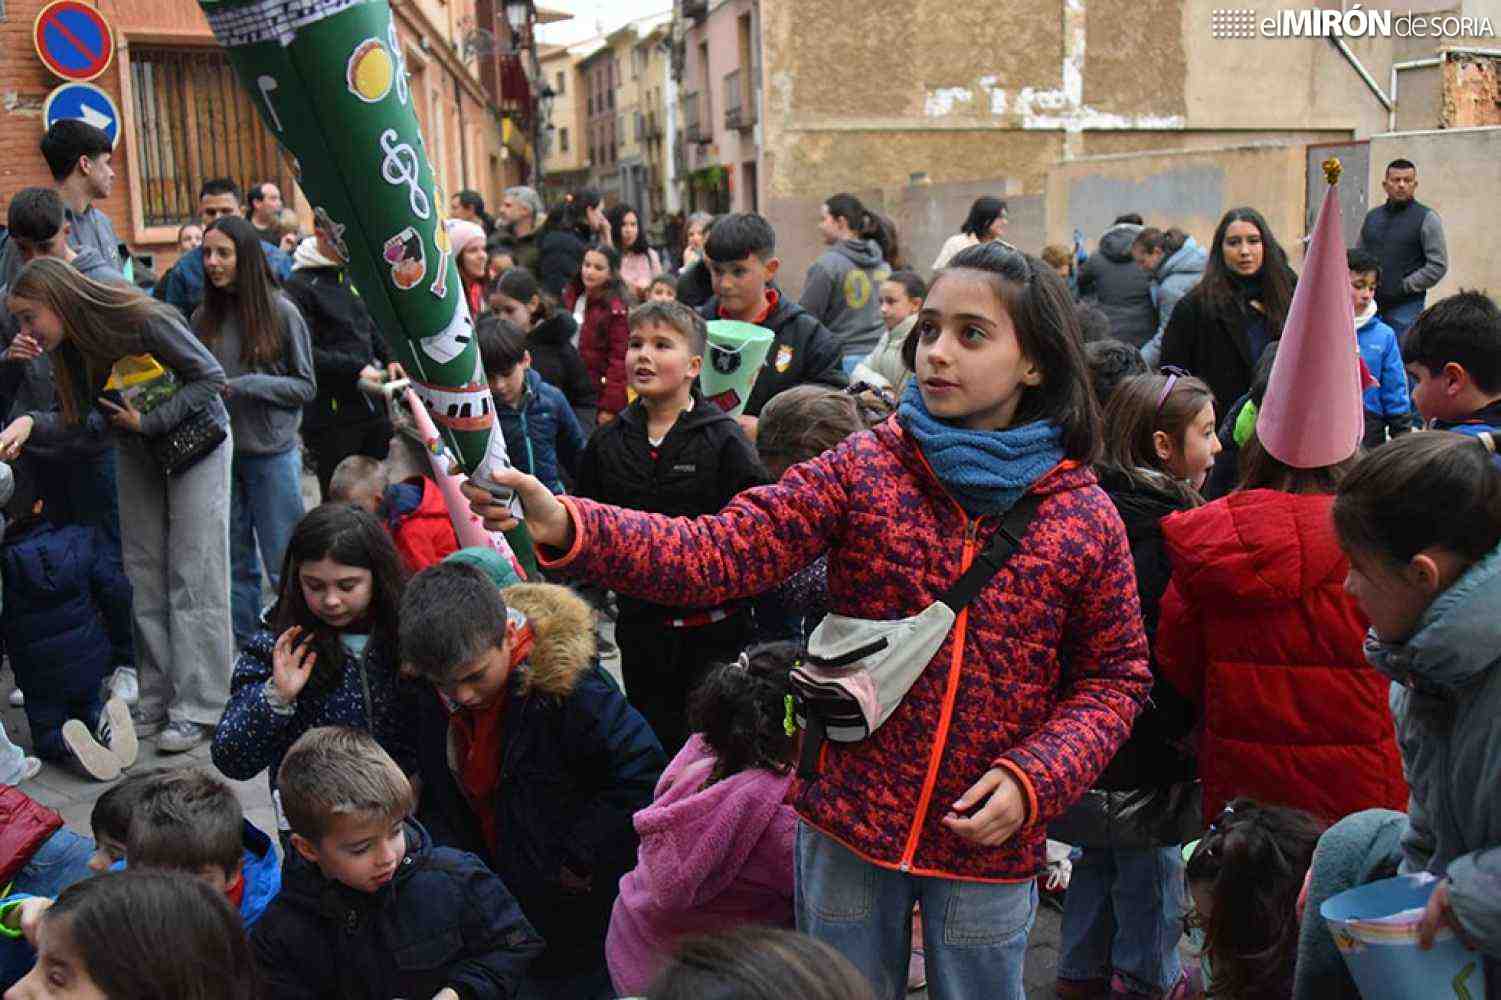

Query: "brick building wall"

xmin=2 ymin=0 xmax=517 ymax=274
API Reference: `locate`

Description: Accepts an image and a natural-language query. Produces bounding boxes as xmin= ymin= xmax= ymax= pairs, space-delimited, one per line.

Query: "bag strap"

xmin=938 ymin=493 xmax=1045 ymax=612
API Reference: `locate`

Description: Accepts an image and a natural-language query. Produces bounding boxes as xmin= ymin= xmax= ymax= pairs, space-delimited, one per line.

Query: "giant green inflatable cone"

xmin=197 ymin=0 xmax=508 ymax=479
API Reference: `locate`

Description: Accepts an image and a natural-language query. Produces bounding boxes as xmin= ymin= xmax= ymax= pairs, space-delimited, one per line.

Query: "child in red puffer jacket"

xmin=466 ymin=243 xmax=1152 ymax=1000
xmin=563 ymin=243 xmax=632 ymax=426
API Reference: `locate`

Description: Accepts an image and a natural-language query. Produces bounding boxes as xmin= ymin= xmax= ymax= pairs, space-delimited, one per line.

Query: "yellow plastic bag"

xmin=105 ymin=355 xmax=179 ymax=414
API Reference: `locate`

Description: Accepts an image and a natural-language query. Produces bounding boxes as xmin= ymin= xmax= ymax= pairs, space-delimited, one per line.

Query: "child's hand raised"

xmin=942 ymin=767 xmax=1028 ymax=847
xmin=460 ymin=466 xmax=572 ymax=549
xmin=271 ymin=626 xmax=318 ymax=704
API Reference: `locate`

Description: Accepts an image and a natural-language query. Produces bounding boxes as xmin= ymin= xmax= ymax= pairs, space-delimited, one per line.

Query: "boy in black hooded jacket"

xmin=574 ymin=299 xmax=767 ymax=753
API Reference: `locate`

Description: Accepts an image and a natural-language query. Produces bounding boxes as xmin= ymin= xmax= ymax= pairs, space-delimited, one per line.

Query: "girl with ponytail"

xmin=801 ymin=193 xmax=892 ymax=363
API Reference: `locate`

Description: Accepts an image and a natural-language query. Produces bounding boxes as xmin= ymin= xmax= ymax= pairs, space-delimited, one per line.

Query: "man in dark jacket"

xmin=405 ymin=573 xmax=664 ymax=1000
xmin=498 ymin=185 xmax=546 ymax=273
xmin=1357 ymin=158 xmax=1448 ymax=340
xmin=283 ymin=229 xmax=395 ymax=501
xmin=695 ymin=213 xmax=846 ymax=431
xmin=253 ymin=727 xmax=544 ymax=1000
xmin=154 ymin=178 xmax=292 ymax=321
xmin=1078 ymin=215 xmax=1158 ymax=349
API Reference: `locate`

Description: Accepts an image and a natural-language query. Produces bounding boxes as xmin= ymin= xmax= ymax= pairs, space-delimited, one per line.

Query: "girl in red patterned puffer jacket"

xmin=465 ymin=243 xmax=1153 ymax=1000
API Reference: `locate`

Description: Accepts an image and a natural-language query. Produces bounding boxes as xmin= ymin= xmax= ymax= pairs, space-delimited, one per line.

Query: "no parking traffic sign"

xmin=33 ymin=0 xmax=115 ymax=82
xmin=42 ymin=82 xmax=121 ymax=148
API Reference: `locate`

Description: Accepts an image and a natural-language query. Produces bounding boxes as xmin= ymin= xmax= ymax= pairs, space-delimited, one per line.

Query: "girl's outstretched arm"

xmin=464 ymin=444 xmax=851 ymax=609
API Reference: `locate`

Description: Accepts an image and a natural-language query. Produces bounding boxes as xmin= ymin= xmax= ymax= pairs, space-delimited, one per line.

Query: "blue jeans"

xmin=1380 ymin=297 xmax=1426 ymax=342
xmin=0 ymin=827 xmax=96 ymax=989
xmin=795 ymin=821 xmax=1038 ymax=1000
xmin=230 ymin=448 xmax=305 ymax=646
xmin=1058 ymin=845 xmax=1186 ymax=995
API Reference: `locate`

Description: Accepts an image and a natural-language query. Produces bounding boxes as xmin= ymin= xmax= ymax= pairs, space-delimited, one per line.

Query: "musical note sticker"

xmin=257 ymin=75 xmax=283 ymax=131
xmin=378 ymin=128 xmax=430 ymax=220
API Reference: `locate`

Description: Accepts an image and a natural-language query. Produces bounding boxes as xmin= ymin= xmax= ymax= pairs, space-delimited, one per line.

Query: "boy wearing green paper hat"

xmin=573 ymin=300 xmax=768 ymax=755
xmin=698 ymin=213 xmax=847 ymax=439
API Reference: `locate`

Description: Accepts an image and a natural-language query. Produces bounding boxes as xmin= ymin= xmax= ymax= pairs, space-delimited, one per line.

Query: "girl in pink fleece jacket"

xmin=606 ymin=642 xmax=802 ymax=996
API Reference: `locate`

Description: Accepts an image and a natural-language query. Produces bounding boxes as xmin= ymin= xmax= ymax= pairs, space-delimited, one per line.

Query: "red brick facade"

xmin=2 ymin=0 xmax=530 ymax=273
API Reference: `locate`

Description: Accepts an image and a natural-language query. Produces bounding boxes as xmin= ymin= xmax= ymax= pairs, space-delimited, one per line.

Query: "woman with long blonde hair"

xmin=0 ymin=256 xmax=233 ymax=755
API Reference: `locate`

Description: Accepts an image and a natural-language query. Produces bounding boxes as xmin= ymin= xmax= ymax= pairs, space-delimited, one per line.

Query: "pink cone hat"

xmin=1257 ymin=159 xmax=1365 ymax=469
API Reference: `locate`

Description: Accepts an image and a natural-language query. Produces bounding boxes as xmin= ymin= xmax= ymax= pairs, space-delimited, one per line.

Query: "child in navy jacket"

xmin=0 ymin=503 xmax=135 ymax=781
xmin=253 ymin=726 xmax=544 ymax=999
xmin=479 ymin=315 xmax=585 ymax=494
xmin=212 ymin=504 xmax=419 ymax=837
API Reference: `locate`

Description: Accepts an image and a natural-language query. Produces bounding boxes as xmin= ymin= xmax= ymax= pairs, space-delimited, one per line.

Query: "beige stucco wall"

xmin=754 ymin=0 xmax=1492 ymax=297
xmin=542 ymin=49 xmax=590 ymax=176
xmin=1180 ymin=0 xmax=1395 ymax=137
xmin=1366 ymin=126 xmax=1501 ymax=302
xmin=1045 ymin=143 xmax=1312 ymax=267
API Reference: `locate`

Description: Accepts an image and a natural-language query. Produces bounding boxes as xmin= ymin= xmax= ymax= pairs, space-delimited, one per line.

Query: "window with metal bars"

xmin=129 ymin=47 xmax=290 ymax=228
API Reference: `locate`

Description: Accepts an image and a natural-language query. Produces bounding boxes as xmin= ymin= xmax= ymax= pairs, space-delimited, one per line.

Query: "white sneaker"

xmin=7 ymin=688 xmax=22 ymax=708
xmin=156 ymin=720 xmax=211 ymax=754
xmin=62 ymin=719 xmax=122 ymax=781
xmin=96 ymin=697 xmax=138 ymax=769
xmin=109 ymin=667 xmax=139 ymax=706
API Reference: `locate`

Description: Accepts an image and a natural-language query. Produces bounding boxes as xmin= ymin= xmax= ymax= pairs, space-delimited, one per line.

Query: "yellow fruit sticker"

xmin=347 ymin=37 xmax=393 ymax=103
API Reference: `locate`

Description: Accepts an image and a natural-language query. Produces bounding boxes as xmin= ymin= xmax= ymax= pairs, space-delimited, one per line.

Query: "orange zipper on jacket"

xmin=898 ymin=445 xmax=981 ymax=872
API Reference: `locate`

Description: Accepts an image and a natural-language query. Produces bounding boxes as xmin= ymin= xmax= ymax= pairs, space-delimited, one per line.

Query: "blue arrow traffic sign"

xmin=42 ymin=82 xmax=120 ymax=148
xmin=33 ymin=0 xmax=115 ymax=83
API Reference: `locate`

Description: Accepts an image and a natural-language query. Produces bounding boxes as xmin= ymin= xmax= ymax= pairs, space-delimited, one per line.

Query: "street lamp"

xmin=532 ymin=83 xmax=555 ymax=190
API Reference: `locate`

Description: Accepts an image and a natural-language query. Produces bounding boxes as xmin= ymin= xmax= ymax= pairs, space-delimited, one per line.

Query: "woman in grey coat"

xmin=195 ymin=217 xmax=315 ymax=653
xmin=0 ymin=257 xmax=233 ymax=755
xmin=1131 ymin=228 xmax=1208 ymax=368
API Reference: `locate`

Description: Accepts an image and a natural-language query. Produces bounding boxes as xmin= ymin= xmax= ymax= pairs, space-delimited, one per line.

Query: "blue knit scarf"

xmin=897 ymin=380 xmax=1065 ymax=517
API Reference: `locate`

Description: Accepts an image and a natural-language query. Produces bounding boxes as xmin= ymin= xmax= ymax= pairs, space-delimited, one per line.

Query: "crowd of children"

xmin=1 ymin=130 xmax=1500 ymax=1000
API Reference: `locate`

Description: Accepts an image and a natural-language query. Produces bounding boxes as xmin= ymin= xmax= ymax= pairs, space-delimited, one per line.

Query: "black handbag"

xmin=146 ymin=406 xmax=226 ymax=476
